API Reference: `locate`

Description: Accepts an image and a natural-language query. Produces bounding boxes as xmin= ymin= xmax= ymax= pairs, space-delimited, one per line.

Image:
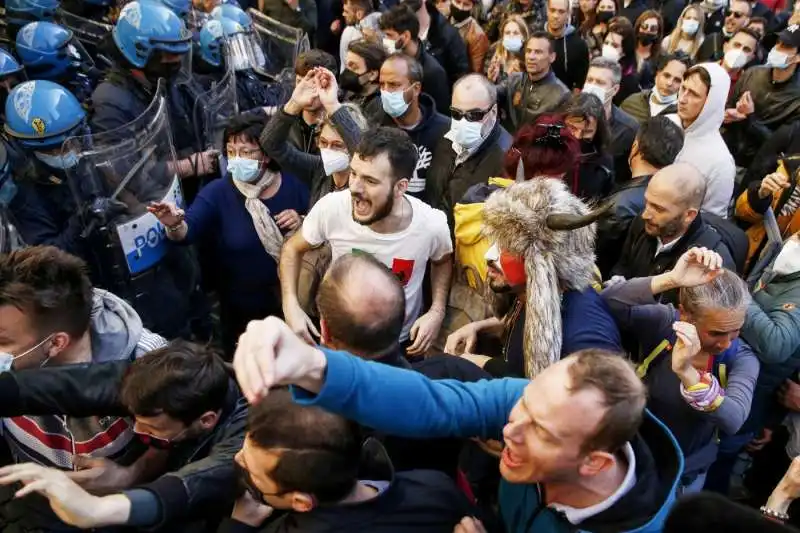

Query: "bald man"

xmin=426 ymin=73 xmax=512 ymax=220
xmin=314 ymin=251 xmax=492 ymax=478
xmin=610 ymin=163 xmax=737 ymax=302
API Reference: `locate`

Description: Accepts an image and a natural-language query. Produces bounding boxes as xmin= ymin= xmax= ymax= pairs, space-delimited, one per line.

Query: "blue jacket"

xmin=294 ymin=349 xmax=684 ymax=533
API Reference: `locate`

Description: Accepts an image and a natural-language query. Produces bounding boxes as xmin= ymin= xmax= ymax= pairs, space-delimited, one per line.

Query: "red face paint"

xmin=499 ymin=251 xmax=526 ymax=287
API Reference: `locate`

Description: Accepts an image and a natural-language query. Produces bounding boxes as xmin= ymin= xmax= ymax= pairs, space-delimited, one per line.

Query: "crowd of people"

xmin=0 ymin=0 xmax=799 ymax=529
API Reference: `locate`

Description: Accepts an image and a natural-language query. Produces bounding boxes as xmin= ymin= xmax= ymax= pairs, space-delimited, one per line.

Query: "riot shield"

xmin=193 ymin=63 xmax=238 ymax=150
xmin=246 ymin=8 xmax=308 ymax=81
xmin=64 ymin=79 xmax=184 ymax=277
xmin=55 ymin=7 xmax=111 ymax=63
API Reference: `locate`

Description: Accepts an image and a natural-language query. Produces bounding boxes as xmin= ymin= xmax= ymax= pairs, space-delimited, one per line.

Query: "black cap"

xmin=777 ymin=23 xmax=800 ymax=49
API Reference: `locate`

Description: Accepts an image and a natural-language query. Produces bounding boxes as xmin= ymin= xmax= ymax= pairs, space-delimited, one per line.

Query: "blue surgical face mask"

xmin=227 ymin=157 xmax=261 ymax=182
xmin=503 ymin=36 xmax=523 ymax=53
xmin=34 ymin=150 xmax=80 ymax=170
xmin=381 ymin=89 xmax=410 ymax=118
xmin=449 ymin=117 xmax=485 ymax=149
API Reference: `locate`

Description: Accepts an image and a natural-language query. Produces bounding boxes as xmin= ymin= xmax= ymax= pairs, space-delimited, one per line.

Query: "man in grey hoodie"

xmin=547 ymin=0 xmax=590 ymax=91
xmin=0 ymin=245 xmax=166 ymax=532
xmin=673 ymin=63 xmax=736 ymax=218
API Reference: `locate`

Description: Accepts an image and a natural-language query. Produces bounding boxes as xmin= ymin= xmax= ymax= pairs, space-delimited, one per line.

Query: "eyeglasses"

xmin=725 ymin=9 xmax=746 ymax=17
xmin=450 ymin=106 xmax=493 ymax=122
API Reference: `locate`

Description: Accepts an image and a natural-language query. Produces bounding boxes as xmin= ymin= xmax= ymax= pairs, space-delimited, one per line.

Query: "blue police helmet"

xmin=0 ymin=49 xmax=25 ymax=80
xmin=15 ymin=22 xmax=77 ymax=80
xmin=210 ymin=4 xmax=252 ymax=29
xmin=113 ymin=1 xmax=192 ymax=69
xmin=152 ymin=0 xmax=191 ymax=18
xmin=5 ymin=0 xmax=60 ymax=23
xmin=4 ymin=80 xmax=87 ymax=149
xmin=219 ymin=0 xmax=241 ymax=6
xmin=198 ymin=17 xmax=247 ymax=66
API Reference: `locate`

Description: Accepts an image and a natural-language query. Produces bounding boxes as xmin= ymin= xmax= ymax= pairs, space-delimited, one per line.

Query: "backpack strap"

xmin=636 ymin=339 xmax=673 ymax=379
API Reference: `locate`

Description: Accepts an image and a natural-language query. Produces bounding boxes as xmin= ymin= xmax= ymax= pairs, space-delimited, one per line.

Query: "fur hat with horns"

xmin=482 ymin=177 xmax=610 ymax=378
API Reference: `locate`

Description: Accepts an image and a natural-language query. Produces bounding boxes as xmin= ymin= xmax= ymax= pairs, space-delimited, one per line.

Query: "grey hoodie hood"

xmin=675 ymin=63 xmax=735 ymax=218
xmin=89 ymin=288 xmax=145 ymax=363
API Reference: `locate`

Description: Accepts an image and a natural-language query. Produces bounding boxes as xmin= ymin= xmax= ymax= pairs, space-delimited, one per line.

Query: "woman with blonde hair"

xmin=662 ymin=4 xmax=705 ymax=59
xmin=484 ymin=15 xmax=529 ymax=83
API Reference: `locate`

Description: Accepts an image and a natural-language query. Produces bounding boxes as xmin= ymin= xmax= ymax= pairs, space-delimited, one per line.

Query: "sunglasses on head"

xmin=450 ymin=107 xmax=493 ymax=122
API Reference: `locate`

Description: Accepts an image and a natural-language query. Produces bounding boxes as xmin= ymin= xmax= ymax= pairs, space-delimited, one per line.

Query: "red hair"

xmin=503 ymin=114 xmax=580 ymax=183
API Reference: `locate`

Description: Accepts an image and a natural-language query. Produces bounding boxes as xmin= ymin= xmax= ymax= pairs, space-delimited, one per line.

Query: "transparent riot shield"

xmin=246 ymin=8 xmax=309 ymax=82
xmin=64 ymin=79 xmax=184 ymax=277
xmin=193 ymin=63 xmax=238 ymax=150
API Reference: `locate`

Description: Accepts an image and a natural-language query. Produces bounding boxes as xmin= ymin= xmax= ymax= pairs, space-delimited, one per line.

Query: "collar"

xmin=655 ymin=236 xmax=682 ymax=256
xmin=444 ymin=119 xmax=497 ymax=163
xmin=550 ymin=443 xmax=637 ymax=524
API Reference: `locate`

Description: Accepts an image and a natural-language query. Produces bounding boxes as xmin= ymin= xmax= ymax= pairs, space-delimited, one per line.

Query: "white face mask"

xmin=601 ymin=44 xmax=621 ymax=62
xmin=768 ymin=48 xmax=793 ymax=69
xmin=320 ymin=148 xmax=351 ymax=176
xmin=582 ymin=82 xmax=608 ymax=104
xmin=724 ymin=48 xmax=749 ymax=70
xmin=503 ymin=36 xmax=523 ymax=52
xmin=682 ymin=19 xmax=700 ymax=35
xmin=0 ymin=334 xmax=55 ymax=373
xmin=382 ymin=38 xmax=399 ymax=53
xmin=773 ymin=238 xmax=800 ymax=276
xmin=449 ymin=117 xmax=487 ymax=149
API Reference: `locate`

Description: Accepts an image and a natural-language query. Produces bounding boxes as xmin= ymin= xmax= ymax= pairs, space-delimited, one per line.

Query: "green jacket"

xmin=620 ymin=90 xmax=677 ymax=125
xmin=740 ymin=270 xmax=800 ymax=432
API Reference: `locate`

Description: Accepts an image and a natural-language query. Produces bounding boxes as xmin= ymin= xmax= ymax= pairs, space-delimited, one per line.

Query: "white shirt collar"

xmin=549 ymin=442 xmax=637 ymax=525
xmin=655 ymin=236 xmax=681 ymax=256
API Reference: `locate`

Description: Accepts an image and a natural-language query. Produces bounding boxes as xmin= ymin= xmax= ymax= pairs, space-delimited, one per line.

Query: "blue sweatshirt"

xmin=293 ymin=350 xmax=683 ymax=533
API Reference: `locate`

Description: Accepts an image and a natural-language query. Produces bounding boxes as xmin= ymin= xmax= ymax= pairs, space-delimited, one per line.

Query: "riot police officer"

xmin=15 ymin=21 xmax=98 ymax=101
xmin=4 ymin=80 xmax=208 ymax=339
xmin=91 ymin=1 xmax=217 ymax=177
xmin=4 ymin=0 xmax=59 ymax=40
xmin=0 ymin=49 xmax=25 ymax=114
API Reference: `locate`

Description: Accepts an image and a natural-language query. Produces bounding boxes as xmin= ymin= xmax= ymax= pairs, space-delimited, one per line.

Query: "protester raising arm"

xmin=233 ymin=317 xmax=525 ymax=440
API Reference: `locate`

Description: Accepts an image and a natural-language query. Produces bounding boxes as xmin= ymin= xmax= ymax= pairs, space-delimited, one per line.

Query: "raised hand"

xmin=147 ymin=201 xmax=184 ymax=228
xmin=668 ymin=247 xmax=723 ymax=288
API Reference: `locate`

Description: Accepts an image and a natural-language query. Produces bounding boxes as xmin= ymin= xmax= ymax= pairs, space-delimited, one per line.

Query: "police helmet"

xmin=113 ymin=1 xmax=192 ymax=69
xmin=5 ymin=0 xmax=59 ymax=24
xmin=0 ymin=50 xmax=25 ymax=81
xmin=4 ymin=80 xmax=87 ymax=149
xmin=209 ymin=4 xmax=252 ymax=29
xmin=15 ymin=22 xmax=83 ymax=80
xmin=152 ymin=0 xmax=192 ymax=18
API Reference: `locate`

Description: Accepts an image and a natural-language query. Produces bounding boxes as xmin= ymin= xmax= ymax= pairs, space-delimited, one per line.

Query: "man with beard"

xmin=444 ymin=179 xmax=622 ymax=379
xmin=610 ymin=163 xmax=737 ymax=303
xmin=279 ymin=127 xmax=453 ymax=360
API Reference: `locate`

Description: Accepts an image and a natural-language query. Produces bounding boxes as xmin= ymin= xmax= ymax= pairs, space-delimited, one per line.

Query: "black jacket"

xmin=574 ymin=148 xmax=614 ymax=201
xmin=416 ymin=45 xmax=451 ymax=115
xmin=551 ymin=25 xmax=590 ymax=91
xmin=0 ymin=362 xmax=248 ymax=532
xmin=596 ymin=174 xmax=651 ymax=278
xmin=609 ymin=105 xmax=639 ymax=184
xmin=611 ymin=213 xmax=738 ymax=301
xmin=421 ymin=1 xmax=470 ymax=86
xmin=737 ymin=120 xmax=800 ymax=197
xmin=373 ymin=94 xmax=450 ymax=200
xmin=425 ymin=119 xmax=513 ymax=223
xmin=696 ymin=31 xmax=728 ymax=62
xmin=704 ymin=6 xmax=725 ymax=36
xmin=619 ymin=0 xmax=648 ymax=30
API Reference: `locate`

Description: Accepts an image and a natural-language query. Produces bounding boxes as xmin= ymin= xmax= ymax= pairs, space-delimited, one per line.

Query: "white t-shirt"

xmin=302 ymin=190 xmax=453 ymax=340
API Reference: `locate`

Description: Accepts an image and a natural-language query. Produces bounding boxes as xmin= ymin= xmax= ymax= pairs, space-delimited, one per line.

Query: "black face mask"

xmin=144 ymin=60 xmax=182 ymax=83
xmin=597 ymin=11 xmax=614 ymax=23
xmin=339 ymin=68 xmax=365 ymax=92
xmin=637 ymin=32 xmax=659 ymax=45
xmin=451 ymin=5 xmax=471 ymax=22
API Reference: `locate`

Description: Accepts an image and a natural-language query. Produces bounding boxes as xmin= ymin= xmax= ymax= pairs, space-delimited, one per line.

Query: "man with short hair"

xmin=341 ymin=40 xmax=386 ymax=113
xmin=339 ymin=0 xmax=382 ymax=69
xmin=610 ymin=163 xmax=737 ymax=295
xmin=426 ymin=74 xmax=512 ymax=224
xmin=547 ymin=0 xmax=590 ymax=91
xmin=596 ymin=117 xmax=685 ymax=276
xmin=723 ymin=25 xmax=800 ymax=165
xmin=232 ymin=321 xmax=684 ymax=533
xmin=379 ymin=4 xmax=451 ymax=113
xmin=0 ymin=245 xmax=166 ymax=531
xmin=226 ymin=388 xmax=475 ymax=532
xmin=719 ymin=27 xmax=760 ymax=92
xmin=279 ymin=127 xmax=453 ymax=359
xmin=698 ymin=0 xmax=753 ymax=61
xmin=621 ymin=52 xmax=692 ymax=124
xmin=446 ymin=0 xmax=488 ymax=74
xmin=0 ymin=340 xmax=249 ymax=531
xmin=290 ymin=49 xmax=338 ymax=155
xmin=673 ymin=63 xmax=735 ymax=217
xmin=371 ymin=54 xmax=449 ymax=199
xmin=582 ymin=57 xmax=639 ymax=183
xmin=498 ymin=31 xmax=570 ymax=132
xmin=400 ymin=0 xmax=469 ymax=85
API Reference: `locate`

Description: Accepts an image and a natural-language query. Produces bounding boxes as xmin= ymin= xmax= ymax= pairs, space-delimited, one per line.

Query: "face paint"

xmin=499 ymin=250 xmax=526 ymax=287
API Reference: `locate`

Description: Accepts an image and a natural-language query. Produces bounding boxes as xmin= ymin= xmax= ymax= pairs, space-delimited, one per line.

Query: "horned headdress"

xmin=482 ymin=175 xmax=610 ymax=378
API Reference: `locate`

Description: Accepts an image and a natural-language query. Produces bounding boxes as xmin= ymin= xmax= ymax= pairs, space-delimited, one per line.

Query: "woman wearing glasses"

xmin=634 ymin=10 xmax=665 ymax=89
